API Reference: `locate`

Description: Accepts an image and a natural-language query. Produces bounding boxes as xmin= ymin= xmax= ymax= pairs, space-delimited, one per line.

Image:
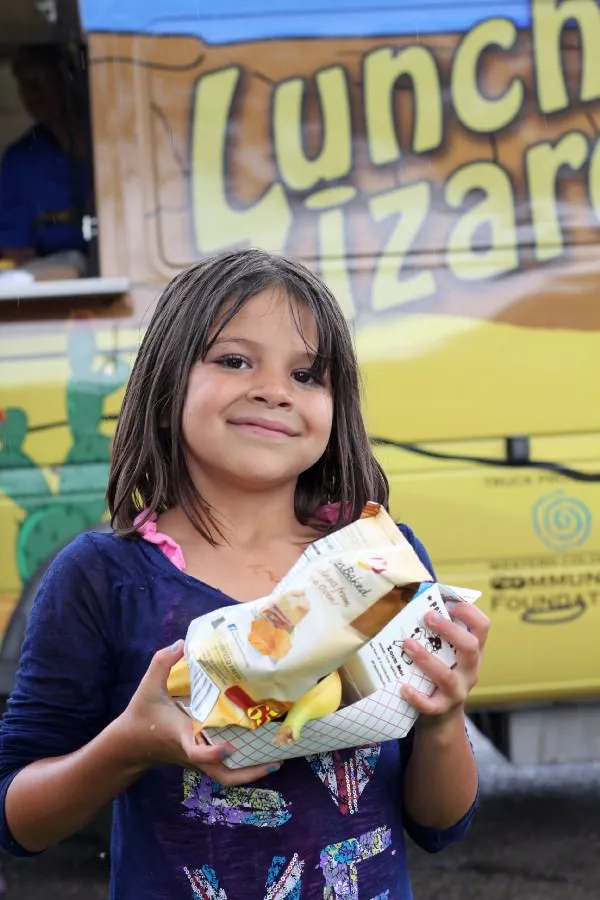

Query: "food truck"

xmin=1 ymin=0 xmax=599 ymax=765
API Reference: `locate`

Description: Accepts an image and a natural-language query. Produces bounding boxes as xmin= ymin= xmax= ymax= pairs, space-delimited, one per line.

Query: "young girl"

xmin=0 ymin=249 xmax=489 ymax=899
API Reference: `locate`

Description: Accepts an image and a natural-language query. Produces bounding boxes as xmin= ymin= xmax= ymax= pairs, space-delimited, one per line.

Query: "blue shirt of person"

xmin=0 ymin=123 xmax=88 ymax=258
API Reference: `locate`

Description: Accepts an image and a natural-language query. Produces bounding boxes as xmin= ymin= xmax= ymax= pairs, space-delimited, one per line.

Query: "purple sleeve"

xmin=0 ymin=535 xmax=116 ymax=855
xmin=397 ymin=522 xmax=480 ymax=852
xmin=403 ymin=781 xmax=479 ymax=853
xmin=396 ymin=522 xmax=436 ymax=580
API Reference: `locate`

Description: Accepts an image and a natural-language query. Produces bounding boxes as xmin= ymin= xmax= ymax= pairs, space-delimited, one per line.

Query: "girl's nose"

xmin=248 ymin=374 xmax=292 ymax=408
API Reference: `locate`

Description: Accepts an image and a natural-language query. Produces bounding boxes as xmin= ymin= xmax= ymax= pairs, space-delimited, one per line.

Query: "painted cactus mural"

xmin=0 ymin=324 xmax=128 ymax=584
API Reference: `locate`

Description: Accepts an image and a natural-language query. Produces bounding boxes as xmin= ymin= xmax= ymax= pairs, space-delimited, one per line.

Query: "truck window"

xmin=0 ymin=34 xmax=129 ymax=310
xmin=0 ymin=42 xmax=99 ymax=282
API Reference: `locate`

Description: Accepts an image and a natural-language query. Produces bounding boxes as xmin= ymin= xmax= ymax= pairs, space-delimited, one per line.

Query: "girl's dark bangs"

xmin=199 ymin=289 xmax=256 ymax=357
xmin=285 ymin=283 xmax=334 ymax=375
xmin=201 ymin=276 xmax=335 ymax=376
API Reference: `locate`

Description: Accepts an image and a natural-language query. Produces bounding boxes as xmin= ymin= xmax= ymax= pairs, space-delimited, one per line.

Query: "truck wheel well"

xmin=470 ymin=710 xmax=510 ymax=759
xmin=0 ymin=522 xmax=113 ymax=696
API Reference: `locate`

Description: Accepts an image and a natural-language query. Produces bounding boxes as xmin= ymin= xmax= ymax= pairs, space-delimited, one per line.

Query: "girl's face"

xmin=181 ymin=287 xmax=334 ymax=494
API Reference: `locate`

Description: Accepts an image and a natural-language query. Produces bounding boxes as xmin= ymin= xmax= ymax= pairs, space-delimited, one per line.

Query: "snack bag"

xmin=184 ymin=503 xmax=433 ymax=730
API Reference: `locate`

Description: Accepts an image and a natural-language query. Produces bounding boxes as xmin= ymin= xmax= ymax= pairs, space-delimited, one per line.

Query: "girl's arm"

xmin=5 ymin=715 xmax=145 ymax=852
xmin=399 ymin=599 xmax=489 ymax=830
xmin=5 ymin=644 xmax=275 ymax=853
xmin=401 ymin=707 xmax=478 ymax=829
xmin=0 ymin=537 xmax=280 ymax=856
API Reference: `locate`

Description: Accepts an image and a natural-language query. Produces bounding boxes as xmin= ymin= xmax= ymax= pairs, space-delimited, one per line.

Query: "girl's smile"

xmin=227 ymin=417 xmax=300 ymax=439
xmin=181 ymin=286 xmax=333 ymax=492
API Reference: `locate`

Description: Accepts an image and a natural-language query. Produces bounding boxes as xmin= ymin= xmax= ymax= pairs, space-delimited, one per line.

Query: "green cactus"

xmin=60 ymin=323 xmax=129 ymax=497
xmin=0 ymin=408 xmax=53 ymax=512
xmin=0 ymin=323 xmax=130 ymax=584
xmin=15 ymin=503 xmax=91 ymax=583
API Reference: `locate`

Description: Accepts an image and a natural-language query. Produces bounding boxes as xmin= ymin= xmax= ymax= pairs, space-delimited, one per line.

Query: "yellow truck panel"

xmin=1 ymin=0 xmax=600 ymax=761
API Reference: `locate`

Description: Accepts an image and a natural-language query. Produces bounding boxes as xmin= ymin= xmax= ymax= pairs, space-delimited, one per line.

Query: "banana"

xmin=274 ymin=670 xmax=342 ymax=746
xmin=165 ymin=657 xmax=205 ymax=740
xmin=167 ymin=656 xmax=191 ymax=697
xmin=167 ymin=657 xmax=342 ymax=745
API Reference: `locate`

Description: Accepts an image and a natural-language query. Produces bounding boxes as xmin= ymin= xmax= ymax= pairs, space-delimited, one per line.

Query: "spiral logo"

xmin=532 ymin=491 xmax=592 ymax=551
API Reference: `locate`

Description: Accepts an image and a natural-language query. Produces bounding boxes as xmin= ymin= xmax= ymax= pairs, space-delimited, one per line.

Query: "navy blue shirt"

xmin=0 ymin=124 xmax=88 ymax=256
xmin=0 ymin=526 xmax=477 ymax=899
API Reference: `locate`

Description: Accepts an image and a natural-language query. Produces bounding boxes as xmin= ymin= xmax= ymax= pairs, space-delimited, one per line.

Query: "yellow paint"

xmin=191 ymin=67 xmax=293 ymax=254
xmin=445 ymin=162 xmax=519 ymax=280
xmin=451 ymin=18 xmax=523 ymax=133
xmin=274 ymin=66 xmax=352 ymax=190
xmin=526 ymin=133 xmax=589 ymax=261
xmin=369 ymin=183 xmax=436 ymax=311
xmin=533 ymin=0 xmax=600 ymax=114
xmin=364 ymin=45 xmax=443 ymax=162
xmin=313 ymin=203 xmax=357 ymax=320
xmin=589 ymin=137 xmax=600 ymax=220
xmin=2 ymin=11 xmax=600 ymax=717
xmin=357 ymin=314 xmax=599 ymax=441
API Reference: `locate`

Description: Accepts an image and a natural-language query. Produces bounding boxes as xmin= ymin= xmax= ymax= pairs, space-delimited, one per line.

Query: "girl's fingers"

xmin=424 ymin=610 xmax=486 ymax=663
xmin=185 ymin=735 xmax=283 ymax=785
xmin=445 ymin=602 xmax=491 ymax=646
xmin=401 ymin=683 xmax=451 ymax=717
xmin=402 ymin=641 xmax=465 ymax=698
xmin=143 ymin=640 xmax=185 ymax=690
xmin=185 ymin=738 xmax=235 ymax=767
xmin=207 ymin=761 xmax=283 ymax=787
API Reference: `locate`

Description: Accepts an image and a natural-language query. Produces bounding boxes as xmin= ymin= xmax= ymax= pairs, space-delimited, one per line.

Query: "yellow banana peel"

xmin=168 ymin=656 xmax=342 ymax=745
xmin=167 ymin=657 xmax=203 ymax=737
xmin=274 ymin=671 xmax=342 ymax=746
xmin=167 ymin=656 xmax=191 ymax=697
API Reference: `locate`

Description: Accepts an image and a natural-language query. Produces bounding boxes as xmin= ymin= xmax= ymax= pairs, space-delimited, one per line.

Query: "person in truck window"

xmin=0 ymin=45 xmax=89 ymax=267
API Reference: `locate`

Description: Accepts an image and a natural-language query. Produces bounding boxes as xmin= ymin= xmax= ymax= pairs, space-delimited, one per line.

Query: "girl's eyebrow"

xmin=211 ymin=336 xmax=258 ymax=348
xmin=212 ymin=336 xmax=317 ymax=361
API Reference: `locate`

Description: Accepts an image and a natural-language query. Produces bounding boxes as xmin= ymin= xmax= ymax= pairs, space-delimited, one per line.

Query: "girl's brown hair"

xmin=107 ymin=248 xmax=388 ymax=541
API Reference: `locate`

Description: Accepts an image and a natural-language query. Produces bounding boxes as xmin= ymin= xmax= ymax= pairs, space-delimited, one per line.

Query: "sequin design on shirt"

xmin=320 ymin=826 xmax=392 ymax=899
xmin=182 ymin=770 xmax=292 ymax=828
xmin=306 ymin=747 xmax=381 ymax=815
xmin=184 ymin=854 xmax=304 ymax=899
xmin=185 ymin=865 xmax=226 ymax=899
xmin=264 ymin=854 xmax=304 ymax=899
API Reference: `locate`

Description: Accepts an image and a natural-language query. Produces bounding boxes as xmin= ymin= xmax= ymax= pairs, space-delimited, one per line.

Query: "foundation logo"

xmin=532 ymin=490 xmax=592 ymax=552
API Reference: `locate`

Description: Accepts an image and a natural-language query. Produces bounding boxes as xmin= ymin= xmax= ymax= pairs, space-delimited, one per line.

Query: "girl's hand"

xmin=116 ymin=641 xmax=282 ymax=786
xmin=400 ymin=600 xmax=490 ymax=722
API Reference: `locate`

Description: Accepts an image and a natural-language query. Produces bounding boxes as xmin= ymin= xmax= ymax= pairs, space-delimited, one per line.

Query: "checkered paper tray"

xmin=192 ymin=582 xmax=479 ymax=768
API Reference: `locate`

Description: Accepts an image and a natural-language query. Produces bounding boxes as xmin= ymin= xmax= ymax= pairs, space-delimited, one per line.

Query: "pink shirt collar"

xmin=134 ymin=503 xmax=344 ymax=573
xmin=133 ymin=511 xmax=187 ymax=572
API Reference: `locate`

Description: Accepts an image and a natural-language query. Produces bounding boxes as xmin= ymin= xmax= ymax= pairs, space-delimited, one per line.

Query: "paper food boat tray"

xmin=187 ymin=582 xmax=479 ymax=768
xmin=201 ymin=682 xmax=421 ymax=769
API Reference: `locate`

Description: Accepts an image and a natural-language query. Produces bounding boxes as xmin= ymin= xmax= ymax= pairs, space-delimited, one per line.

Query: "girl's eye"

xmin=217 ymin=355 xmax=249 ymax=370
xmin=293 ymin=369 xmax=322 ymax=385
